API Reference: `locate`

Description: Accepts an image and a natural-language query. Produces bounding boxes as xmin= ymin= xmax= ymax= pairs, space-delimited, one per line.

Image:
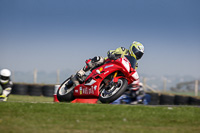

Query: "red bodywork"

xmin=73 ymin=57 xmax=137 ymax=98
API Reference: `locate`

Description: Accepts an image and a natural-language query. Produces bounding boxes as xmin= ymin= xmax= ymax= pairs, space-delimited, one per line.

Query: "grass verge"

xmin=0 ymin=95 xmax=200 ymax=133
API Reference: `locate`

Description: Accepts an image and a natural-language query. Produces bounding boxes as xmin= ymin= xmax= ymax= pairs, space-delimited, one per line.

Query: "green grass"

xmin=0 ymin=95 xmax=200 ymax=133
xmin=7 ymin=94 xmax=54 ymax=103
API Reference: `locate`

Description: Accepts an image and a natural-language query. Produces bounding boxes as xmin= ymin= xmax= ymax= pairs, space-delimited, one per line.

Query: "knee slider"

xmin=92 ymin=56 xmax=104 ymax=66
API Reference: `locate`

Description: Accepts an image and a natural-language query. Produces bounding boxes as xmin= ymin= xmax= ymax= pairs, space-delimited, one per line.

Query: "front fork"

xmin=112 ymin=71 xmax=118 ymax=83
xmin=100 ymin=71 xmax=124 ymax=93
xmin=107 ymin=72 xmax=122 ymax=90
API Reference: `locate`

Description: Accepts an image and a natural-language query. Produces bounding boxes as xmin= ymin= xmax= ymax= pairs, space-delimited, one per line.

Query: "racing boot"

xmin=71 ymin=69 xmax=87 ymax=86
xmin=75 ymin=59 xmax=93 ymax=83
xmin=70 ymin=75 xmax=80 ymax=86
xmin=71 ymin=56 xmax=104 ymax=86
xmin=76 ymin=69 xmax=87 ymax=83
xmin=0 ymin=95 xmax=7 ymax=102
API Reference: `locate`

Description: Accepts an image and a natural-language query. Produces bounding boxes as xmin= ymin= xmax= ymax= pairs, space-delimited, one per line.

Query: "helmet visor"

xmin=132 ymin=47 xmax=144 ymax=60
xmin=0 ymin=76 xmax=9 ymax=81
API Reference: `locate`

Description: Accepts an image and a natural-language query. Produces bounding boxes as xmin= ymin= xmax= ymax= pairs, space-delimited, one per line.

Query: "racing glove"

xmin=108 ymin=53 xmax=121 ymax=60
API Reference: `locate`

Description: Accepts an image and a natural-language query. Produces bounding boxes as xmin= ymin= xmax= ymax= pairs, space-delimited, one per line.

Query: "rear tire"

xmin=99 ymin=78 xmax=128 ymax=103
xmin=57 ymin=78 xmax=75 ymax=102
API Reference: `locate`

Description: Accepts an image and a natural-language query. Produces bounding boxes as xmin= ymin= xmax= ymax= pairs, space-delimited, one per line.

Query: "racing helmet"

xmin=129 ymin=41 xmax=144 ymax=60
xmin=0 ymin=69 xmax=11 ymax=84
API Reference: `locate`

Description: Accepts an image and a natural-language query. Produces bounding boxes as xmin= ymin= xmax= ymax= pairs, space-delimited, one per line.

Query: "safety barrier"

xmin=147 ymin=92 xmax=200 ymax=105
xmin=11 ymin=83 xmax=29 ymax=95
xmin=11 ymin=83 xmax=55 ymax=97
xmin=11 ymin=83 xmax=200 ymax=105
xmin=42 ymin=85 xmax=55 ymax=97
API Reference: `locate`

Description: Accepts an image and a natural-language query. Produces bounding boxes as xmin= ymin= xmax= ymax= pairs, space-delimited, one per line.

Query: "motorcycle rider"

xmin=0 ymin=69 xmax=13 ymax=102
xmin=129 ymin=81 xmax=146 ymax=104
xmin=112 ymin=81 xmax=146 ymax=105
xmin=71 ymin=41 xmax=144 ymax=87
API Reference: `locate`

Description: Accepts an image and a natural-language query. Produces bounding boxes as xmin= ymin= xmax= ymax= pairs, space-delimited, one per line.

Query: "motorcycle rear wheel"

xmin=99 ymin=78 xmax=128 ymax=103
xmin=57 ymin=78 xmax=75 ymax=102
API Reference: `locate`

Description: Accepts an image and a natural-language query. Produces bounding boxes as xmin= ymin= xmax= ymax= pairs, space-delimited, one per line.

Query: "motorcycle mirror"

xmin=96 ymin=70 xmax=101 ymax=74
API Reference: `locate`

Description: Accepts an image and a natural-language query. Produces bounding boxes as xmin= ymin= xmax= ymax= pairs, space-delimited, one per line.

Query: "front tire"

xmin=99 ymin=78 xmax=128 ymax=103
xmin=57 ymin=78 xmax=75 ymax=102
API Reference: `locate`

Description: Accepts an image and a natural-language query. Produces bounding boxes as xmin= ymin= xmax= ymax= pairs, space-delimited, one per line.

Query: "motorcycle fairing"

xmin=73 ymin=57 xmax=135 ymax=98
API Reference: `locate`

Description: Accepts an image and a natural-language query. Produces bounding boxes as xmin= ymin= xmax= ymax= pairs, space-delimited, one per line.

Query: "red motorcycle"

xmin=57 ymin=56 xmax=139 ymax=103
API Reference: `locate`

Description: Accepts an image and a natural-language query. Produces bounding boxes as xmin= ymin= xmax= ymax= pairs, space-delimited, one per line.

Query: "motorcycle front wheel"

xmin=57 ymin=78 xmax=75 ymax=102
xmin=99 ymin=78 xmax=128 ymax=103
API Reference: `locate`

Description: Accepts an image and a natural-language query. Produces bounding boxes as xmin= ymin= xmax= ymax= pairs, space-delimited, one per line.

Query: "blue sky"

xmin=0 ymin=0 xmax=200 ymax=79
